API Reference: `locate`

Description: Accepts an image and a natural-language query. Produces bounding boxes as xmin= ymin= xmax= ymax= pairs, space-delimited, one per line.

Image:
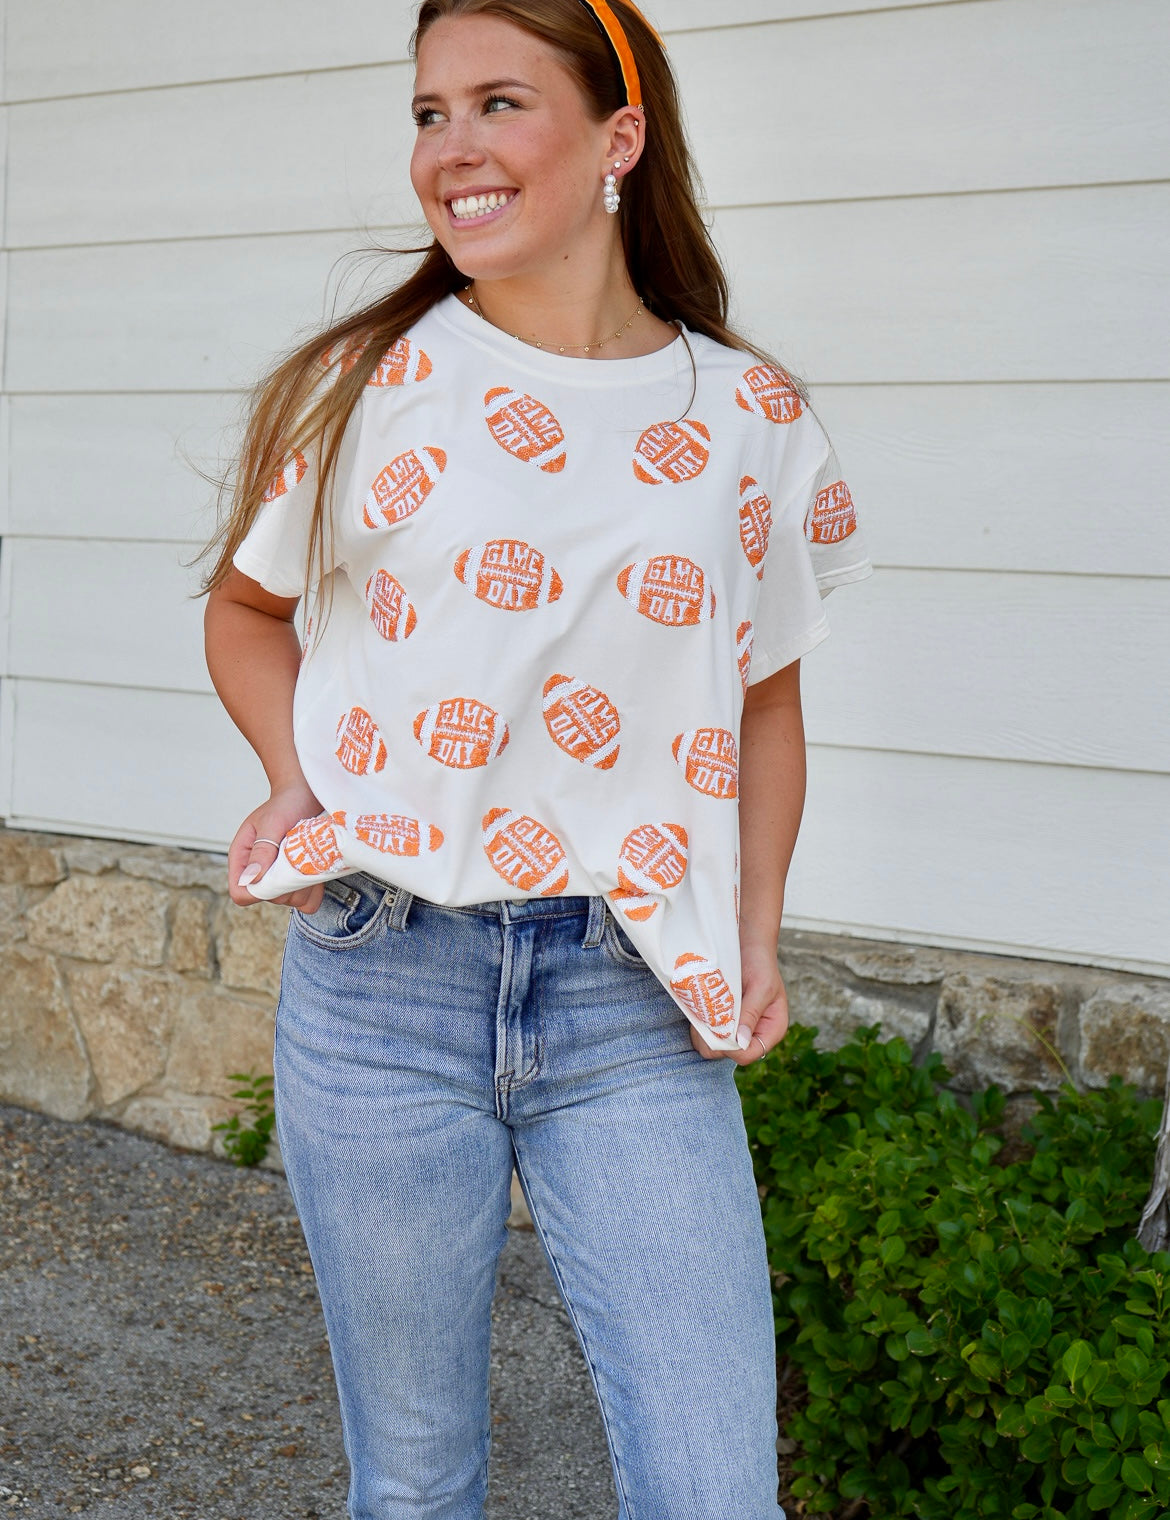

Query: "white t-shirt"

xmin=234 ymin=292 xmax=871 ymax=1049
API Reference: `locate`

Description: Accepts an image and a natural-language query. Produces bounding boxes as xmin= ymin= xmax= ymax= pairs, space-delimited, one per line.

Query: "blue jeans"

xmin=274 ymin=873 xmax=785 ymax=1520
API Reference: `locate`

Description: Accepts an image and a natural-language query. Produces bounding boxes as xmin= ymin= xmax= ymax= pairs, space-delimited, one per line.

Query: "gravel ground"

xmin=0 ymin=1104 xmax=616 ymax=1518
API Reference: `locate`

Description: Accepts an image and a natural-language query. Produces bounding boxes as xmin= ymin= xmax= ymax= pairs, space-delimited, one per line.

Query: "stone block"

xmin=26 ymin=875 xmax=169 ymax=966
xmin=0 ymin=885 xmax=30 ymax=947
xmin=781 ymin=956 xmax=932 ymax=1053
xmin=166 ymin=988 xmax=275 ymax=1098
xmin=0 ymin=828 xmax=66 ymax=886
xmin=120 ymin=1093 xmax=235 ymax=1154
xmin=119 ymin=848 xmax=230 ymax=894
xmin=934 ymin=972 xmax=1066 ymax=1092
xmin=61 ymin=838 xmax=125 ymax=875
xmin=215 ymin=899 xmax=288 ymax=999
xmin=66 ymin=964 xmax=178 ymax=1107
xmin=1080 ymin=983 xmax=1170 ymax=1092
xmin=0 ymin=946 xmax=93 ymax=1120
xmin=169 ymin=894 xmax=215 ymax=977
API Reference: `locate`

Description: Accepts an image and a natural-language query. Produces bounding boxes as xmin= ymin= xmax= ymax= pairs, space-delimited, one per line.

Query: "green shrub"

xmin=212 ymin=1070 xmax=275 ymax=1166
xmin=737 ymin=1025 xmax=1170 ymax=1519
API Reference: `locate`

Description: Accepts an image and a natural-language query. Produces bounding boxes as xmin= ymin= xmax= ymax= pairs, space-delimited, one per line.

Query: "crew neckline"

xmin=433 ymin=290 xmax=694 ymax=387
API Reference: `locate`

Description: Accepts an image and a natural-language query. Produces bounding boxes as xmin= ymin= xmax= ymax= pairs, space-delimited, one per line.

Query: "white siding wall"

xmin=1 ymin=0 xmax=1166 ymax=973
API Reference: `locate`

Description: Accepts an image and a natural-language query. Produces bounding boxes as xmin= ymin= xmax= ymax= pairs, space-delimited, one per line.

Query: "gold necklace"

xmin=463 ymin=285 xmax=644 ymax=355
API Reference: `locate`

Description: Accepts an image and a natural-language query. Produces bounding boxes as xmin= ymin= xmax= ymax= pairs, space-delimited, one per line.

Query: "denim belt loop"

xmin=583 ymin=896 xmax=607 ymax=948
xmin=388 ymin=886 xmax=415 ymax=930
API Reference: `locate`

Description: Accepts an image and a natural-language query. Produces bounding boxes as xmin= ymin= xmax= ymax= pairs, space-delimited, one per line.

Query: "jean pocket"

xmin=291 ymin=872 xmax=392 ymax=950
xmin=601 ymin=911 xmax=651 ymax=969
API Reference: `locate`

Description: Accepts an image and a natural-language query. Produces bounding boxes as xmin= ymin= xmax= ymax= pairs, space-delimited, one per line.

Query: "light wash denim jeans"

xmin=274 ymin=872 xmax=785 ymax=1520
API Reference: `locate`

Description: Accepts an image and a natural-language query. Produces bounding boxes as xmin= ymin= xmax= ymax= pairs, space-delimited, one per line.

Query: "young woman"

xmin=203 ymin=1 xmax=870 ymax=1514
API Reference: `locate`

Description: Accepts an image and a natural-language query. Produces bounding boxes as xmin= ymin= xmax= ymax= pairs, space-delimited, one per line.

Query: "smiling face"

xmin=410 ymin=14 xmax=623 ymax=284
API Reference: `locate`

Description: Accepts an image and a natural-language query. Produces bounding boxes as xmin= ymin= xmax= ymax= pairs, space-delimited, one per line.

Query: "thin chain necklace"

xmin=462 ymin=284 xmax=644 ymax=355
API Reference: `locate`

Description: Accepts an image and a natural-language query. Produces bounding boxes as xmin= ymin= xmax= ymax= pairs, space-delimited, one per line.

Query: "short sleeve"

xmin=232 ymin=447 xmax=319 ymax=597
xmin=747 ymin=420 xmax=872 ymax=685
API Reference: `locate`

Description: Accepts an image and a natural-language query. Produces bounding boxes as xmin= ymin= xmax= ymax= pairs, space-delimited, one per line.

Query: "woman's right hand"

xmin=227 ymin=783 xmax=325 ymax=911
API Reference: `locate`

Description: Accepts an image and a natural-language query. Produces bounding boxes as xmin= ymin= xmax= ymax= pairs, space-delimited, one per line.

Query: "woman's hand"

xmin=227 ymin=783 xmax=325 ymax=912
xmin=688 ymin=938 xmax=790 ymax=1065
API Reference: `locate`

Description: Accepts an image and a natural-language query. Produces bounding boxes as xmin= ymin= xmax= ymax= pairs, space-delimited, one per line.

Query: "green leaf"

xmin=1064 ymin=1341 xmax=1093 ymax=1385
xmin=1087 ymin=1480 xmax=1123 ymax=1511
xmin=1121 ymin=1455 xmax=1153 ymax=1493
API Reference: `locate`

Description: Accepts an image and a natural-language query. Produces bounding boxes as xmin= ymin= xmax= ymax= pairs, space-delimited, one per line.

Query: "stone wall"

xmin=2 ymin=826 xmax=1168 ymax=1165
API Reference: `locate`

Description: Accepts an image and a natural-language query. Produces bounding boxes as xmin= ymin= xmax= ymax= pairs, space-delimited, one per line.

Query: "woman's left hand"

xmin=688 ymin=939 xmax=790 ymax=1064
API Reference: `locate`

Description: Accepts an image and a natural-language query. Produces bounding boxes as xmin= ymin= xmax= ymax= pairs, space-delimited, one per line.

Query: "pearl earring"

xmin=603 ymin=161 xmax=621 ymax=215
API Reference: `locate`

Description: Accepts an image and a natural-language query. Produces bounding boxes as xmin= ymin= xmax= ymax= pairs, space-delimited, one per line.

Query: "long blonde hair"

xmin=200 ymin=0 xmax=805 ymax=597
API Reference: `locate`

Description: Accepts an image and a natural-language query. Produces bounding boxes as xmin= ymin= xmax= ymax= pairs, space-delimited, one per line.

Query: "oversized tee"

xmin=234 ymin=292 xmax=871 ymax=1049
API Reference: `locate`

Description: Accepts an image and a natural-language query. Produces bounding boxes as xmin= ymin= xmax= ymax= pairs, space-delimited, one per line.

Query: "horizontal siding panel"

xmin=787 ymin=746 xmax=1169 ymax=974
xmin=11 ymin=0 xmax=1168 ymax=246
xmin=722 ymin=184 xmax=1170 ymax=384
xmin=7 ymin=679 xmax=266 ymax=851
xmin=3 ymin=0 xmax=971 ymax=98
xmin=10 ymin=185 xmax=1168 ymax=394
xmin=801 ymin=570 xmax=1170 ymax=772
xmin=8 ymin=393 xmax=238 ymax=541
xmin=815 ymin=381 xmax=1170 ymax=577
xmin=4 ymin=541 xmax=209 ymax=692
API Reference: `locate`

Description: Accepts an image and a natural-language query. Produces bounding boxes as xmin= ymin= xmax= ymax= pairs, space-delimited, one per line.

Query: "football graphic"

xmin=541 ymin=674 xmax=621 ymax=769
xmin=738 ymin=475 xmax=773 ymax=577
xmin=734 ymin=364 xmax=802 ymax=424
xmin=362 ymin=447 xmax=447 ymax=529
xmin=335 ymin=707 xmax=388 ymax=775
xmin=453 ymin=539 xmax=563 ymax=612
xmin=413 ymin=697 xmax=510 ymax=769
xmin=616 ymin=555 xmax=715 ymax=626
xmin=805 ymin=479 xmax=858 ymax=544
xmin=609 ymin=822 xmax=690 ymax=918
xmin=282 ymin=811 xmax=347 ymax=876
xmin=367 ymin=337 xmax=432 ymax=387
xmin=364 ymin=569 xmax=417 ymax=642
xmin=672 ymin=727 xmax=739 ymax=799
xmin=632 ymin=420 xmax=711 ymax=485
xmin=736 ymin=620 xmax=754 ymax=693
xmin=261 ymin=451 xmax=308 ymax=503
xmin=353 ymin=814 xmax=444 ymax=855
xmin=482 ymin=808 xmax=569 ymax=895
xmin=670 ymin=952 xmax=736 ymax=1030
xmin=319 ymin=334 xmax=366 ymax=373
xmin=484 ymin=387 xmax=567 ymax=473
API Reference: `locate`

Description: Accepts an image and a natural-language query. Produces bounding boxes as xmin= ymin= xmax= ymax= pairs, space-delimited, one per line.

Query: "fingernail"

xmin=238 ymin=864 xmax=262 ymax=888
xmin=736 ymin=1027 xmax=752 ymax=1049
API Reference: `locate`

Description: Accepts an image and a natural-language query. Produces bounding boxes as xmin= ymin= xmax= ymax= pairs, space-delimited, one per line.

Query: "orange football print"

xmin=672 ymin=727 xmax=739 ymax=799
xmin=607 ymin=886 xmax=659 ymax=922
xmin=632 ymin=420 xmax=711 ymax=485
xmin=484 ymin=387 xmax=567 ymax=473
xmin=617 ymin=822 xmax=689 ymax=895
xmin=736 ymin=620 xmax=754 ymax=693
xmin=735 ymin=364 xmax=802 ymax=424
xmin=261 ymin=452 xmax=308 ymax=503
xmin=482 ymin=808 xmax=569 ymax=895
xmin=364 ymin=569 xmax=417 ymax=642
xmin=806 ymin=479 xmax=858 ymax=544
xmin=454 ymin=539 xmax=564 ymax=612
xmin=319 ymin=335 xmax=366 ymax=374
xmin=541 ymin=674 xmax=621 ymax=769
xmin=738 ymin=476 xmax=773 ymax=577
xmin=616 ymin=555 xmax=715 ymax=626
xmin=362 ymin=447 xmax=447 ymax=529
xmin=367 ymin=336 xmax=432 ymax=387
xmin=335 ymin=707 xmax=388 ymax=775
xmin=353 ymin=814 xmax=444 ymax=855
xmin=413 ymin=697 xmax=510 ymax=769
xmin=670 ymin=952 xmax=736 ymax=1030
xmin=282 ymin=811 xmax=347 ymax=876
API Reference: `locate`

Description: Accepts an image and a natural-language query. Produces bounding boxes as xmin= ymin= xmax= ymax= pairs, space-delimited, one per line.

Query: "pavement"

xmin=0 ymin=1103 xmax=617 ymax=1519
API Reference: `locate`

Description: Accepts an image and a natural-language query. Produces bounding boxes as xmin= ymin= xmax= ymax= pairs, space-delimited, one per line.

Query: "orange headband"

xmin=577 ymin=0 xmax=661 ymax=111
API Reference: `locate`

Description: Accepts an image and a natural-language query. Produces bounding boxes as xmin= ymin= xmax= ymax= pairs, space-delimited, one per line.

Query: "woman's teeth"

xmin=451 ymin=192 xmax=513 ymax=221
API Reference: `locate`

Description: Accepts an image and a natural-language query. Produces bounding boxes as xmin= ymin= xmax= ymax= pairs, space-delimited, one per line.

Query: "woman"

xmin=203 ymin=1 xmax=870 ymax=1515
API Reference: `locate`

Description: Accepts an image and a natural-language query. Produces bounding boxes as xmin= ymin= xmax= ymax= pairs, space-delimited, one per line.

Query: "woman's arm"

xmin=692 ymin=658 xmax=805 ymax=1062
xmin=204 ymin=569 xmax=324 ymax=911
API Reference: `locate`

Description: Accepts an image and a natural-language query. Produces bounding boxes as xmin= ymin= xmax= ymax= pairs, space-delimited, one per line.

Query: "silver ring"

xmin=752 ymin=1033 xmax=767 ymax=1061
xmin=253 ymin=837 xmax=282 ymax=850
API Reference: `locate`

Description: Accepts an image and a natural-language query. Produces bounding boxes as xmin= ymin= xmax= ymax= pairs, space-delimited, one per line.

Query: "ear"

xmin=603 ymin=107 xmax=646 ymax=179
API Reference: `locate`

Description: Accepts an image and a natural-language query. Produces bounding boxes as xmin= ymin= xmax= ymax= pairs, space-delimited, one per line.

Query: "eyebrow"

xmin=411 ymin=79 xmax=538 ymax=108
